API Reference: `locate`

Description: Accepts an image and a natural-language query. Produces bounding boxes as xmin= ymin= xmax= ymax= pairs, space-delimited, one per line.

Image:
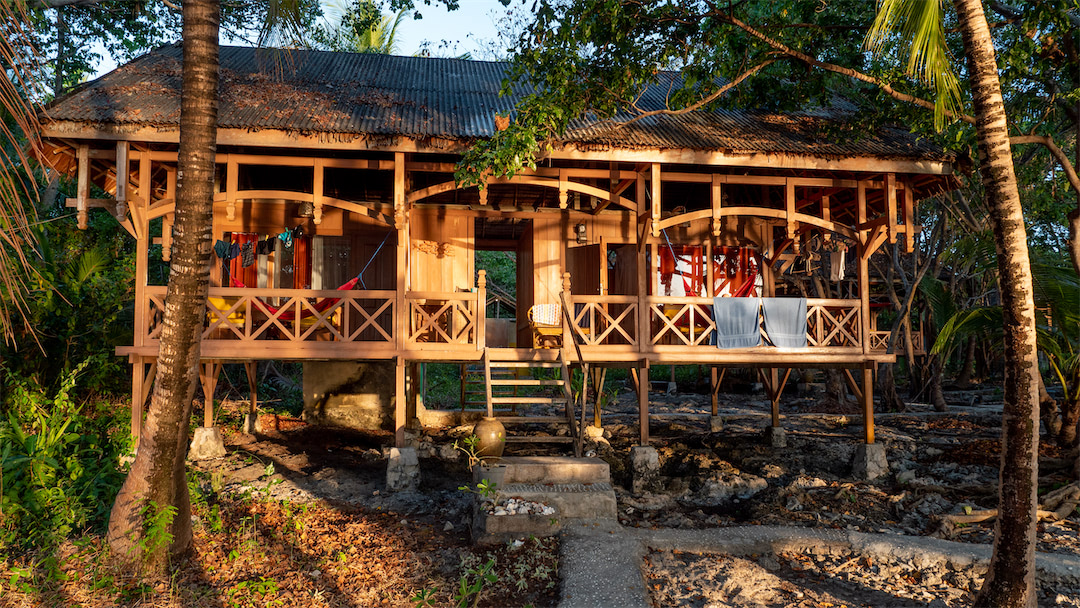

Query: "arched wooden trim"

xmin=655 ymin=206 xmax=857 ymax=240
xmin=157 ymin=193 xmax=394 ymax=226
xmin=407 ymin=175 xmax=637 ymax=210
xmin=213 ymin=189 xmax=315 ymax=203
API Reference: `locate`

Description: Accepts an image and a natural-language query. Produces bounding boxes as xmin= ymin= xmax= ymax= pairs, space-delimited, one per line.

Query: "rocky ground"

xmin=9 ymin=376 xmax=1076 ymax=607
xmin=198 ymin=374 xmax=1080 ymax=607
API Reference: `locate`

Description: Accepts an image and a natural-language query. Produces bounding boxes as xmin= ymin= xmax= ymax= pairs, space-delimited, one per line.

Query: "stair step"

xmin=490 ymin=361 xmax=563 ymax=368
xmin=491 ymin=396 xmax=565 ymax=405
xmin=491 ymin=379 xmax=565 ymax=386
xmin=495 ymin=416 xmax=569 ymax=424
xmin=474 ymin=456 xmax=611 ymax=486
xmin=504 ymin=435 xmax=575 ymax=444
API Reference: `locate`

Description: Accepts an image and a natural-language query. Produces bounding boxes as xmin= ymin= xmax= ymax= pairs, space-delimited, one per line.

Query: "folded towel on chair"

xmin=713 ymin=297 xmax=761 ymax=348
xmin=761 ymin=297 xmax=807 ymax=348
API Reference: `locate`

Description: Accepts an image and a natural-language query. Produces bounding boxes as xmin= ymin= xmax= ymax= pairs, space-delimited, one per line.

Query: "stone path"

xmin=558 ymin=523 xmax=1080 ymax=608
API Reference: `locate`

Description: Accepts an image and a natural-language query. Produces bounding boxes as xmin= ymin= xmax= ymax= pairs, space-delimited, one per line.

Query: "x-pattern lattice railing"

xmin=407 ymin=292 xmax=478 ymax=346
xmin=649 ymin=297 xmax=716 ymax=346
xmin=142 ymin=287 xmax=395 ymax=344
xmin=806 ymin=299 xmax=861 ymax=348
xmin=569 ymin=296 xmax=638 ymax=346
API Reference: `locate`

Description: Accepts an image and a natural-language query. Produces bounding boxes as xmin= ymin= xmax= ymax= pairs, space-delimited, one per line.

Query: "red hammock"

xmin=228 ymin=276 xmax=360 ymax=321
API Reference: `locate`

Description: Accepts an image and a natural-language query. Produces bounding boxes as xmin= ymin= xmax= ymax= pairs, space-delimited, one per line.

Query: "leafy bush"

xmin=0 ymin=360 xmax=131 ymax=556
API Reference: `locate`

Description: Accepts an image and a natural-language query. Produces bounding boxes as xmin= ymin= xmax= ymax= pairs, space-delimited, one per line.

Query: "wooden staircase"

xmin=482 ymin=348 xmax=581 ymax=457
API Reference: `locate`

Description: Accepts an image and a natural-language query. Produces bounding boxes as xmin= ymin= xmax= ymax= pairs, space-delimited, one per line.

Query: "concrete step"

xmin=499 ymin=482 xmax=617 ymax=520
xmin=505 ymin=435 xmax=575 ymax=444
xmin=474 ymin=456 xmax=610 ymax=486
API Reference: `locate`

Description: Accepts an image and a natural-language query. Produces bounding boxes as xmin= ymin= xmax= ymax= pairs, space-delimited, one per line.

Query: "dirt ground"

xmin=4 ymin=378 xmax=1078 ymax=607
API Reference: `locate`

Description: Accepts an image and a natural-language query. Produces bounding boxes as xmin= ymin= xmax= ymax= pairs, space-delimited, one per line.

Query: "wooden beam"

xmin=225 ymin=155 xmax=238 ymax=221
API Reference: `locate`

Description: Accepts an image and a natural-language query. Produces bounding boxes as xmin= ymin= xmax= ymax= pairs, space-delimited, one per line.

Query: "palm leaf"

xmin=864 ymin=0 xmax=964 ymax=130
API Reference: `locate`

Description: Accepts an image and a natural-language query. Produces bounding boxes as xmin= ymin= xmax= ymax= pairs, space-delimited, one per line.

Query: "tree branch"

xmin=615 ymin=59 xmax=776 ymax=127
xmin=1010 ymin=135 xmax=1080 ymax=197
xmin=719 ymin=12 xmax=978 ymax=125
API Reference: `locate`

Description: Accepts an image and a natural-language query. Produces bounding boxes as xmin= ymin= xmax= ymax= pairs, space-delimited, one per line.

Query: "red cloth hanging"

xmin=293 ymin=235 xmax=311 ymax=289
xmin=229 ymin=275 xmax=360 ymax=321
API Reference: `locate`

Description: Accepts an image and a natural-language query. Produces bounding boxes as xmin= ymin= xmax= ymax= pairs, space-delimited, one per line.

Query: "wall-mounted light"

xmin=575 ymin=223 xmax=587 ymax=244
xmin=296 ymin=201 xmax=315 ymax=218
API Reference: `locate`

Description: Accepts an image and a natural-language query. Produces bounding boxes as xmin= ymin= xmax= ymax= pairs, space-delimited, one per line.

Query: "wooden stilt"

xmin=395 ymin=358 xmax=407 ymax=447
xmin=243 ymin=361 xmax=258 ymax=414
xmin=638 ymin=360 xmax=649 ymax=445
xmin=131 ymin=356 xmax=146 ymax=445
xmin=593 ymin=366 xmax=607 ymax=428
xmin=630 ymin=368 xmax=640 ymax=394
xmin=842 ymin=368 xmax=864 ymax=403
xmin=199 ymin=360 xmax=221 ymax=428
xmin=862 ymin=366 xmax=875 ymax=444
xmin=710 ymin=366 xmax=725 ymax=416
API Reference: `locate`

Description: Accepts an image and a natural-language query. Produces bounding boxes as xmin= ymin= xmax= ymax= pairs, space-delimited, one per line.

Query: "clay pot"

xmin=472 ymin=417 xmax=506 ymax=462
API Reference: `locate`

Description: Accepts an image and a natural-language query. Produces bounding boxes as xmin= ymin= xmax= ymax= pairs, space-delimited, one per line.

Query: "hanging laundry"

xmin=293 ymin=225 xmax=305 ymax=238
xmin=241 ymin=242 xmax=255 ymax=267
xmin=256 ymin=235 xmax=277 ymax=255
xmin=228 ymin=242 xmax=240 ymax=260
xmin=214 ymin=239 xmax=229 ymax=259
xmin=829 ymin=250 xmax=846 ymax=281
xmin=278 ymin=230 xmax=293 ymax=248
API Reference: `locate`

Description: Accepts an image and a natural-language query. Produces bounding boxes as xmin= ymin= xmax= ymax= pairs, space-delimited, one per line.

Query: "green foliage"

xmin=309 ymin=0 xmax=406 ymax=54
xmin=2 ymin=211 xmax=139 ymax=393
xmin=136 ymin=499 xmax=178 ymax=557
xmin=0 ymin=360 xmax=130 ymax=557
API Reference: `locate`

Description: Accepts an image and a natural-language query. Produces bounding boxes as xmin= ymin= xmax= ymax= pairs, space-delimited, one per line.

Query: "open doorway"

xmin=475 ymin=217 xmax=531 ymax=348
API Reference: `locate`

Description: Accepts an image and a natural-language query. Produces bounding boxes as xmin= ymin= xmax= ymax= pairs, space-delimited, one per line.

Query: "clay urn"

xmin=472 ymin=417 xmax=506 ymax=462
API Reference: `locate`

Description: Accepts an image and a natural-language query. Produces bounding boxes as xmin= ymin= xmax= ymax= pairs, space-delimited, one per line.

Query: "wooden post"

xmin=902 ymin=178 xmax=915 ymax=253
xmin=769 ymin=367 xmax=780 ymax=427
xmin=561 ymin=272 xmax=572 ymax=350
xmin=76 ymin=144 xmax=88 ymax=229
xmin=650 ymin=163 xmax=661 ymax=238
xmin=784 ymin=178 xmax=796 ymax=242
xmin=395 ymin=358 xmax=407 ymax=447
xmin=857 ymin=180 xmax=871 ymax=355
xmin=394 ymin=152 xmax=407 ymax=350
xmin=636 ymin=173 xmax=650 ymax=353
xmin=862 ymin=366 xmax=875 ymax=444
xmin=710 ymin=366 xmax=721 ymax=416
xmin=244 ymin=361 xmax=258 ymax=415
xmin=114 ymin=141 xmax=128 ymax=221
xmin=199 ymin=361 xmax=220 ymax=428
xmin=477 ymin=270 xmax=487 ymax=350
xmin=638 ymin=360 xmax=649 ymax=445
xmin=131 ymin=355 xmax=144 ymax=445
xmin=133 ymin=153 xmax=151 ymax=348
xmin=886 ymin=173 xmax=897 ymax=244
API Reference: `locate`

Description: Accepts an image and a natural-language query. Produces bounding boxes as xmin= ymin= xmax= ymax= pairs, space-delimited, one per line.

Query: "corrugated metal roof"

xmin=44 ymin=43 xmax=948 ymax=161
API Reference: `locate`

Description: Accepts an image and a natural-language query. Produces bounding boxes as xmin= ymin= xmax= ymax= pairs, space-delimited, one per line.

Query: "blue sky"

xmin=91 ymin=0 xmax=515 ymax=78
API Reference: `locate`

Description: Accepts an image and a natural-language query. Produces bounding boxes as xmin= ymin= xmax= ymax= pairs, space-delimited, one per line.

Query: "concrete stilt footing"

xmin=189 ymin=427 xmax=227 ymax=460
xmin=764 ymin=426 xmax=787 ymax=448
xmin=630 ymin=446 xmax=661 ymax=495
xmin=852 ymin=443 xmax=889 ymax=480
xmin=386 ymin=447 xmax=420 ymax=491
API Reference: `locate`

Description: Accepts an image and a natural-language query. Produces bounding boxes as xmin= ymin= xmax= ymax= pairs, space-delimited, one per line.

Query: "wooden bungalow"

xmin=38 ymin=44 xmax=952 ymax=457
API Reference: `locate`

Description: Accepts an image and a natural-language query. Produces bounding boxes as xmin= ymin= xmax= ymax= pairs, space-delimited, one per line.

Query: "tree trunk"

xmin=107 ymin=0 xmax=220 ymax=576
xmin=1039 ymin=374 xmax=1062 ymax=438
xmin=1059 ymin=370 xmax=1080 ymax=448
xmin=878 ymin=362 xmax=904 ymax=412
xmin=825 ymin=369 xmax=846 ymax=404
xmin=929 ymin=354 xmax=948 ymax=412
xmin=954 ymin=1 xmax=1042 ymax=606
xmin=955 ymin=335 xmax=976 ymax=387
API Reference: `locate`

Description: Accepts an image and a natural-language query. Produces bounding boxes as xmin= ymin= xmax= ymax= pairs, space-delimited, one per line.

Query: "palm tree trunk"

xmin=953 ymin=1 xmax=1041 ymax=606
xmin=107 ymin=0 xmax=220 ymax=575
xmin=955 ymin=334 xmax=976 ymax=387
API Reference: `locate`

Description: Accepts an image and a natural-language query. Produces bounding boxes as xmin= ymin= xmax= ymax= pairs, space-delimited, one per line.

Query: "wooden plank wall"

xmin=409 ymin=208 xmax=474 ymax=292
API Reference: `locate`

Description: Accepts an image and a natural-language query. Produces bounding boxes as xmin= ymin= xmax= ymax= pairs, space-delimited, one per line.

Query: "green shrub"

xmin=0 ymin=360 xmax=131 ymax=556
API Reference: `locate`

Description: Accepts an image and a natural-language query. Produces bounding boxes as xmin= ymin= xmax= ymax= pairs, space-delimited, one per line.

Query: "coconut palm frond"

xmin=0 ymin=4 xmax=44 ymax=346
xmin=864 ymin=0 xmax=964 ymax=130
xmin=919 ymin=275 xmax=959 ymax=332
xmin=931 ymin=306 xmax=1002 ymax=354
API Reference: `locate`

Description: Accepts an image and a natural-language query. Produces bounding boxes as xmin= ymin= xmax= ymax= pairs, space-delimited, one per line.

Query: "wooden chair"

xmin=529 ymin=303 xmax=562 ymax=349
xmin=207 ymin=296 xmax=246 ymax=338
